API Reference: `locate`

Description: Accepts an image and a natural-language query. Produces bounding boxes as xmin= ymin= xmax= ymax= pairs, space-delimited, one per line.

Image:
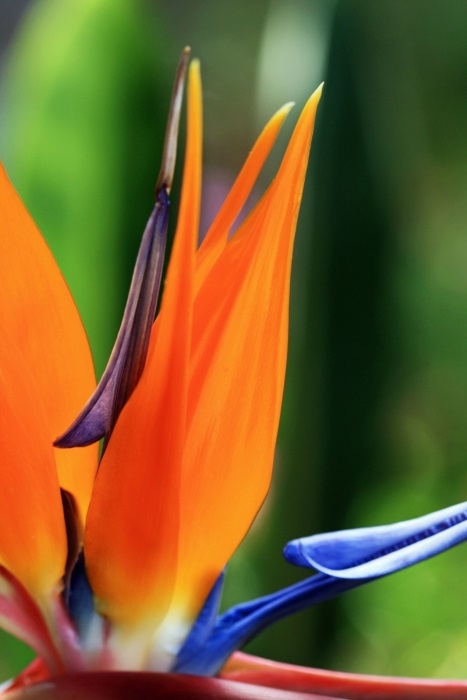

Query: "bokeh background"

xmin=1 ymin=0 xmax=467 ymax=683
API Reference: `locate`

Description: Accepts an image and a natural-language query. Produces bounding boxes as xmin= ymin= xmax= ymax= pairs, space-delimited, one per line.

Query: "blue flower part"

xmin=176 ymin=501 xmax=467 ymax=677
xmin=66 ymin=552 xmax=96 ymax=641
xmin=173 ymin=571 xmax=225 ymax=672
xmin=284 ymin=501 xmax=467 ymax=579
xmin=174 ymin=572 xmax=360 ymax=676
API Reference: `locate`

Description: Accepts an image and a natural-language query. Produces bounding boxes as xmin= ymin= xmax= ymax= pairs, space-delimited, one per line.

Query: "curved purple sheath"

xmin=284 ymin=501 xmax=467 ymax=578
xmin=54 ymin=192 xmax=169 ymax=447
xmin=55 ymin=49 xmax=190 ymax=449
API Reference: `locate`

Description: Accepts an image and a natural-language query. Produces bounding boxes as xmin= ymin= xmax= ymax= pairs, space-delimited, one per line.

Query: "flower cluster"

xmin=0 ymin=51 xmax=467 ymax=699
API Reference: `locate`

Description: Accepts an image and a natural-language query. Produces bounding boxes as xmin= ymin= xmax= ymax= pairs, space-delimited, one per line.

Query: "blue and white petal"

xmin=284 ymin=501 xmax=467 ymax=579
xmin=176 ymin=501 xmax=467 ymax=677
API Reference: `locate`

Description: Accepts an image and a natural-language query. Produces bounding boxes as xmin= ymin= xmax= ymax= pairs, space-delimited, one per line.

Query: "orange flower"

xmin=2 ymin=48 xmax=467 ymax=700
xmin=0 ymin=52 xmax=321 ymax=680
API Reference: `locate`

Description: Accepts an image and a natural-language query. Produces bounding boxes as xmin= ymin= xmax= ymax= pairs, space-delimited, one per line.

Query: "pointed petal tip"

xmin=314 ymin=82 xmax=324 ymax=98
xmin=297 ymin=84 xmax=323 ymax=125
xmin=273 ymin=101 xmax=295 ymax=122
xmin=189 ymin=58 xmax=201 ymax=80
xmin=305 ymin=83 xmax=324 ymax=113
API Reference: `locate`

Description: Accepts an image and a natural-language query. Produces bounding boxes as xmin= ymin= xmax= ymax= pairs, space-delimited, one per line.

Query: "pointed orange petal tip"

xmin=195 ymin=99 xmax=295 ymax=285
xmin=268 ymin=101 xmax=295 ymax=121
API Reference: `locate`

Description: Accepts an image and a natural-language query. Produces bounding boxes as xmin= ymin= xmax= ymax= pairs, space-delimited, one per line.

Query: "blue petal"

xmin=174 ymin=573 xmax=360 ymax=676
xmin=173 ymin=571 xmax=225 ymax=672
xmin=176 ymin=502 xmax=467 ymax=676
xmin=284 ymin=501 xmax=467 ymax=579
xmin=66 ymin=552 xmax=96 ymax=641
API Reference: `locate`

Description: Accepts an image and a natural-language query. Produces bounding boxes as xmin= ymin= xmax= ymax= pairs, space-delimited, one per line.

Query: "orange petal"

xmin=0 ymin=324 xmax=66 ymax=599
xmin=84 ymin=61 xmax=202 ymax=628
xmin=195 ymin=102 xmax=294 ymax=287
xmin=172 ymin=86 xmax=323 ymax=619
xmin=0 ymin=166 xmax=98 ymax=520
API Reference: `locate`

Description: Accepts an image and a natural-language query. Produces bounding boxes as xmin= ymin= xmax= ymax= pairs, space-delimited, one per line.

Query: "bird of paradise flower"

xmin=1 ymin=49 xmax=467 ymax=700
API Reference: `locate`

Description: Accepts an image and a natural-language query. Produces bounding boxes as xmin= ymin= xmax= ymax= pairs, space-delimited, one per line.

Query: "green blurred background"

xmin=1 ymin=0 xmax=467 ymax=682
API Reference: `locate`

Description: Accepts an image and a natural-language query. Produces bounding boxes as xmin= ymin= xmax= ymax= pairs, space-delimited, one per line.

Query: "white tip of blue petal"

xmin=284 ymin=501 xmax=467 ymax=579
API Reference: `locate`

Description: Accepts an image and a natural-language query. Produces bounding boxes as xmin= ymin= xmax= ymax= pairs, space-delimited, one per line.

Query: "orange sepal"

xmin=195 ymin=102 xmax=294 ymax=287
xmin=0 ymin=324 xmax=67 ymax=599
xmin=84 ymin=61 xmax=202 ymax=627
xmin=172 ymin=86 xmax=323 ymax=618
xmin=0 ymin=166 xmax=98 ymax=521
